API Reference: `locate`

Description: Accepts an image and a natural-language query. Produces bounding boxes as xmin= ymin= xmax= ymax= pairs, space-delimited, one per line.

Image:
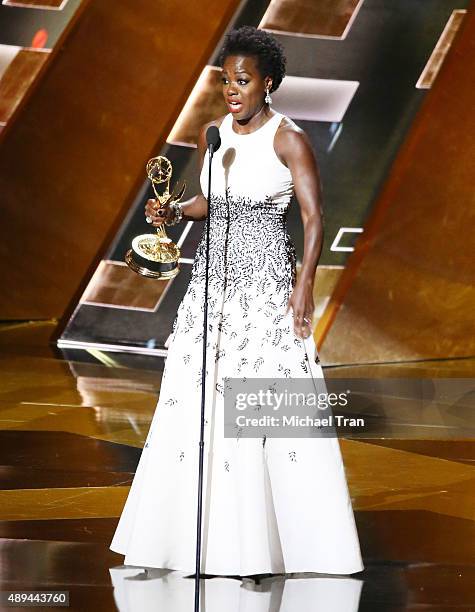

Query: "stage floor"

xmin=0 ymin=321 xmax=473 ymax=611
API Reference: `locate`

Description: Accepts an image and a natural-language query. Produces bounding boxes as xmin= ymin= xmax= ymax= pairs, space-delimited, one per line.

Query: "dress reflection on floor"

xmin=109 ymin=566 xmax=364 ymax=612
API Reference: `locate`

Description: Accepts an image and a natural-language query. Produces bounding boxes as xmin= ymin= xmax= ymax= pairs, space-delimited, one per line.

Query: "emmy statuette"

xmin=125 ymin=156 xmax=185 ymax=279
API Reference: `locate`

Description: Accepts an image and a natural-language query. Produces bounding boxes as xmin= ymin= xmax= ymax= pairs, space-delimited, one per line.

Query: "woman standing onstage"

xmin=110 ymin=26 xmax=364 ymax=577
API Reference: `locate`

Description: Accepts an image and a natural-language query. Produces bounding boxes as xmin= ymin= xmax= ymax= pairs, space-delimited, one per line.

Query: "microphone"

xmin=206 ymin=126 xmax=221 ymax=156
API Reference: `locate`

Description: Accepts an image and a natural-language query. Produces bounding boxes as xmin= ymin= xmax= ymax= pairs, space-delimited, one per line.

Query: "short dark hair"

xmin=217 ymin=26 xmax=286 ymax=93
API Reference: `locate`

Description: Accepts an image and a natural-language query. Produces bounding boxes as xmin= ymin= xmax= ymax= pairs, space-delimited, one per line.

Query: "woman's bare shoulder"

xmin=276 ymin=115 xmax=306 ymax=140
xmin=274 ymin=116 xmax=315 ymax=164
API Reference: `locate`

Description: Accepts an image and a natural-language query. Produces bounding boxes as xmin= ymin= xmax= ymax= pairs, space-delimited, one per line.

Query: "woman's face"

xmin=221 ymin=54 xmax=271 ymax=121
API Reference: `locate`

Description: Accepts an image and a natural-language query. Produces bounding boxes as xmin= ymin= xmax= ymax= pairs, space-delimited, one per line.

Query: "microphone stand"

xmin=194 ymin=140 xmax=215 ymax=611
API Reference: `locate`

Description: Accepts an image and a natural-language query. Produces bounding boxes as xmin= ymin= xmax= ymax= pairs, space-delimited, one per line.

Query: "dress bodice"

xmin=199 ymin=112 xmax=294 ymax=215
xmin=193 ymin=111 xmax=297 ymax=295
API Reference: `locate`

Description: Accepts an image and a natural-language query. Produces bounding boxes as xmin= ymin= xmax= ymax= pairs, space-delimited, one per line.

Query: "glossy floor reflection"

xmin=110 ymin=568 xmax=364 ymax=611
xmin=0 ymin=322 xmax=474 ymax=610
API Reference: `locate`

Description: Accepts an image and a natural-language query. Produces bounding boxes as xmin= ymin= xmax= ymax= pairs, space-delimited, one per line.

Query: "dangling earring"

xmin=265 ymin=87 xmax=272 ymax=105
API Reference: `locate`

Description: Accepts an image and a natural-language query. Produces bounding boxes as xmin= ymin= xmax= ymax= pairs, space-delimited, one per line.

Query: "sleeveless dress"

xmin=110 ymin=112 xmax=364 ymax=576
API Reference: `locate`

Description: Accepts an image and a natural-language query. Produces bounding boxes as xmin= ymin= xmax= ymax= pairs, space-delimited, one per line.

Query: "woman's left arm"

xmin=275 ymin=126 xmax=324 ymax=339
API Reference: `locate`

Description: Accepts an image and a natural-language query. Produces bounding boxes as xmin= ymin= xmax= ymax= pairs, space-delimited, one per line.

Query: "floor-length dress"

xmin=110 ymin=111 xmax=364 ymax=576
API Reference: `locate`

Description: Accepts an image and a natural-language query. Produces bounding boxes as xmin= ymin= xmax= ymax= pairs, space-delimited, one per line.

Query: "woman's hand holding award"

xmin=125 ymin=156 xmax=185 ymax=280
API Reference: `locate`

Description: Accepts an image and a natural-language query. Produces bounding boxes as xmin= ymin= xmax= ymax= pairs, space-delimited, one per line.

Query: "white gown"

xmin=110 ymin=112 xmax=364 ymax=576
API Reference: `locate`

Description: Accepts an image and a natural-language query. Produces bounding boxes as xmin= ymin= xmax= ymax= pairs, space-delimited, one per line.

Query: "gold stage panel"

xmin=167 ymin=66 xmax=227 ymax=147
xmin=341 ymin=439 xmax=475 ymax=522
xmin=417 ymin=10 xmax=467 ymax=89
xmin=0 ymin=320 xmax=58 ymax=358
xmin=80 ymin=260 xmax=172 ymax=311
xmin=0 ymin=341 xmax=161 ymax=448
xmin=0 ymin=49 xmax=49 ymax=125
xmin=326 ymin=357 xmax=475 ymax=378
xmin=313 ymin=265 xmax=343 ymax=317
xmin=0 ymin=486 xmax=130 ymax=521
xmin=2 ymin=0 xmax=69 ymax=7
xmin=260 ymin=0 xmax=364 ymax=39
xmin=0 ymin=401 xmax=155 ymax=448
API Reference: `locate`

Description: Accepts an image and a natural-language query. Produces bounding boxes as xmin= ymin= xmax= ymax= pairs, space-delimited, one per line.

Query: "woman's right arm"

xmin=144 ymin=123 xmax=210 ymax=224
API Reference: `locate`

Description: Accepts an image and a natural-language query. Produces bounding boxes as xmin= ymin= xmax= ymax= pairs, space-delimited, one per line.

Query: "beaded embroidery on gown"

xmin=110 ymin=112 xmax=364 ymax=576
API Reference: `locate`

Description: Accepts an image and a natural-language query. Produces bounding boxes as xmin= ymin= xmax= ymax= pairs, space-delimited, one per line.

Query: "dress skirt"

xmin=110 ymin=202 xmax=364 ymax=576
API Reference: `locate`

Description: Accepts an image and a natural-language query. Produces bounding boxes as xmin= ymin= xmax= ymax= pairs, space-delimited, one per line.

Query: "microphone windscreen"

xmin=206 ymin=126 xmax=221 ymax=152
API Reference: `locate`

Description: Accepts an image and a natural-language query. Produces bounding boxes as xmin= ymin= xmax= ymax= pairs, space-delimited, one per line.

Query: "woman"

xmin=110 ymin=26 xmax=364 ymax=578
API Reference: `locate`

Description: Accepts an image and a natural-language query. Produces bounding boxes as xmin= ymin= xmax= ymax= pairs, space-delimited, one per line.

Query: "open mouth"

xmin=228 ymin=100 xmax=243 ymax=112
